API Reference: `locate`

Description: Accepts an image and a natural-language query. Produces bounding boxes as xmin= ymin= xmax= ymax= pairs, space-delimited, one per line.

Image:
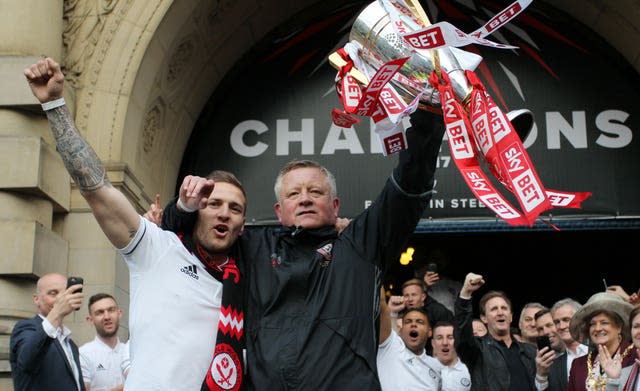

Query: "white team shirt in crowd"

xmin=79 ymin=336 xmax=128 ymax=391
xmin=120 ymin=217 xmax=223 ymax=390
xmin=441 ymin=358 xmax=472 ymax=391
xmin=377 ymin=330 xmax=443 ymax=390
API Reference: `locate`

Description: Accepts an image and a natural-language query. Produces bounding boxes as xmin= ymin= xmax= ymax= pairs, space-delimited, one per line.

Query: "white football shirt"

xmin=120 ymin=217 xmax=223 ymax=390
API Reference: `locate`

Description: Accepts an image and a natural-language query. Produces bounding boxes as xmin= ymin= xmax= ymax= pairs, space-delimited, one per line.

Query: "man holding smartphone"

xmin=534 ymin=307 xmax=566 ymax=391
xmin=10 ymin=273 xmax=86 ymax=391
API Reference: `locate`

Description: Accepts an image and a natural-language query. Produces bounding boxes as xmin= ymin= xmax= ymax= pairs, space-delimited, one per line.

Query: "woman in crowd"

xmin=567 ymin=292 xmax=635 ymax=390
xmin=602 ymin=306 xmax=640 ymax=390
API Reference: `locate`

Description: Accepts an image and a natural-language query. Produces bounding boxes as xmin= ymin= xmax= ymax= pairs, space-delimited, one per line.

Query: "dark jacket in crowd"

xmin=162 ymin=110 xmax=446 ymax=390
xmin=454 ymin=296 xmax=537 ymax=391
xmin=545 ymin=351 xmax=568 ymax=391
xmin=424 ymin=294 xmax=454 ymax=327
xmin=10 ymin=315 xmax=86 ymax=391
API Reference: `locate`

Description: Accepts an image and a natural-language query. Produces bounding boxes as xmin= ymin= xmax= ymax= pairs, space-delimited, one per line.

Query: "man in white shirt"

xmin=24 ymin=57 xmax=247 ymax=390
xmin=80 ymin=293 xmax=128 ymax=391
xmin=378 ymin=292 xmax=442 ymax=390
xmin=431 ymin=321 xmax=471 ymax=391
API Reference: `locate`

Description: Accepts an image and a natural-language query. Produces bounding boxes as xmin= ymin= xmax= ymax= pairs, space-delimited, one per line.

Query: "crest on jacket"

xmin=315 ymin=243 xmax=333 ymax=267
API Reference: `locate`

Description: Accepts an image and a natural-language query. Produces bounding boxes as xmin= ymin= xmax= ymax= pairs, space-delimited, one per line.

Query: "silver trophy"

xmin=330 ymin=0 xmax=533 ymax=140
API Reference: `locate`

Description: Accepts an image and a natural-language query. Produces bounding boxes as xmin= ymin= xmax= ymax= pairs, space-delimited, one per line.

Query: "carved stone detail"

xmin=142 ymin=99 xmax=165 ymax=154
xmin=62 ymin=0 xmax=117 ymax=88
xmin=167 ymin=39 xmax=195 ymax=85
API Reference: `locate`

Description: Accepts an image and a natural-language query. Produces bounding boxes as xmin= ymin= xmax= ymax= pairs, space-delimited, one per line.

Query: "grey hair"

xmin=273 ymin=159 xmax=337 ymax=202
xmin=550 ymin=298 xmax=582 ymax=315
xmin=519 ymin=302 xmax=546 ymax=323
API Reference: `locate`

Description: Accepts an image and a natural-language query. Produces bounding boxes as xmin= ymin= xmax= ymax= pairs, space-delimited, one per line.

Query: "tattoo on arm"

xmin=47 ymin=105 xmax=112 ymax=191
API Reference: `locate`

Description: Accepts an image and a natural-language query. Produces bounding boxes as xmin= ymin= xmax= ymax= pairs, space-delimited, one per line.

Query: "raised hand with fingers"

xmin=177 ymin=175 xmax=215 ymax=212
xmin=143 ymin=194 xmax=163 ymax=226
xmin=597 ymin=343 xmax=622 ymax=380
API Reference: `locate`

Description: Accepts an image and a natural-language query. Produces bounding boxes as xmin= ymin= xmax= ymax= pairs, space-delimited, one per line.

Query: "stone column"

xmin=0 ymin=1 xmax=66 ymax=388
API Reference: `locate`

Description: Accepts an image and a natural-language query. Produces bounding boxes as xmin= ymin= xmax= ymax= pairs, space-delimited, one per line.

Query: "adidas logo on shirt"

xmin=97 ymin=363 xmax=106 ymax=371
xmin=180 ymin=264 xmax=199 ymax=280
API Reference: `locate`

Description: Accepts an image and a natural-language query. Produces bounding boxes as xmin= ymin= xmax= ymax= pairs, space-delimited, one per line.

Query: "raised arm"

xmin=379 ymin=288 xmax=392 ymax=345
xmin=392 ymin=108 xmax=446 ymax=195
xmin=454 ymin=272 xmax=485 ymax=366
xmin=24 ymin=58 xmax=139 ymax=249
xmin=344 ymin=108 xmax=446 ymax=268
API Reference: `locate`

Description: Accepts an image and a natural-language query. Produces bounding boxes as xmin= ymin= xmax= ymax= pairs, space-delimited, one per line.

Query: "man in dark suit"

xmin=534 ymin=307 xmax=567 ymax=391
xmin=10 ymin=272 xmax=86 ymax=391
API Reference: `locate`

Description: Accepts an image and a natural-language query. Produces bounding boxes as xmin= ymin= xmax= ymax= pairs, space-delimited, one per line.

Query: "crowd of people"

xmin=8 ymin=56 xmax=640 ymax=391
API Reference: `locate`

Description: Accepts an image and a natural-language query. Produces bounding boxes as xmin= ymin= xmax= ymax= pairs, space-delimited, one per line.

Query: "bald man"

xmin=10 ymin=273 xmax=85 ymax=391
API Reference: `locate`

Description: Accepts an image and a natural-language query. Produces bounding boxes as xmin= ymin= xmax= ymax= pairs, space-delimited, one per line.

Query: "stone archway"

xmin=0 ymin=0 xmax=637 ymax=387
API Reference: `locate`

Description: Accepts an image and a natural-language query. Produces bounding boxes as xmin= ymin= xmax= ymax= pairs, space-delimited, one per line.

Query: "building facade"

xmin=0 ymin=1 xmax=638 ymax=388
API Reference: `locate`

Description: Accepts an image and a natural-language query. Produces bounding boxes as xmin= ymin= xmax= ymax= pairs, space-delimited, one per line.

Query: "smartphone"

xmin=67 ymin=276 xmax=84 ymax=293
xmin=536 ymin=335 xmax=551 ymax=351
xmin=426 ymin=263 xmax=438 ymax=273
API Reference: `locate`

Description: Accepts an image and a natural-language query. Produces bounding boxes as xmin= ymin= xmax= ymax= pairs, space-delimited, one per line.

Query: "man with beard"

xmin=24 ymin=57 xmax=247 ymax=390
xmin=454 ymin=272 xmax=537 ymax=390
xmin=79 ymin=293 xmax=128 ymax=391
xmin=378 ymin=292 xmax=442 ymax=390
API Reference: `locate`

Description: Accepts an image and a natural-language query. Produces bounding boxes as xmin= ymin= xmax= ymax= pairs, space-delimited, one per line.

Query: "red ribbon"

xmin=429 ymin=70 xmax=591 ymax=226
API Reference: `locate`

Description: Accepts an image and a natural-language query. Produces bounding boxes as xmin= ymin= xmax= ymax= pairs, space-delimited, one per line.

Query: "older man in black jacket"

xmin=454 ymin=272 xmax=537 ymax=390
xmin=162 ymin=109 xmax=445 ymax=390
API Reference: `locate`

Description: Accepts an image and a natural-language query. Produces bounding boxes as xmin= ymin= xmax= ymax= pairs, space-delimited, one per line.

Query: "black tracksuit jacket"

xmin=162 ymin=110 xmax=444 ymax=390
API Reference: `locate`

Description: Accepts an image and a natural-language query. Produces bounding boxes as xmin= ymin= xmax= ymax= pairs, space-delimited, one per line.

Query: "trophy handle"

xmin=507 ymin=109 xmax=535 ymax=141
xmin=405 ymin=0 xmax=431 ymax=27
xmin=328 ymin=52 xmax=369 ymax=85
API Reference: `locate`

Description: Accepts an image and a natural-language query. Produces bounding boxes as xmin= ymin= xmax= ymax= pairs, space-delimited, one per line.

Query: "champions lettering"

xmin=228 ymin=109 xmax=632 ymax=157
